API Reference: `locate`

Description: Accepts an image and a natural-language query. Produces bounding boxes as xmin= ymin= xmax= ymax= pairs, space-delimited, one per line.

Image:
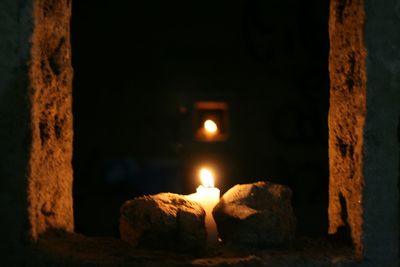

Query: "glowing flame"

xmin=200 ymin=168 xmax=214 ymax=188
xmin=204 ymin=119 xmax=218 ymax=134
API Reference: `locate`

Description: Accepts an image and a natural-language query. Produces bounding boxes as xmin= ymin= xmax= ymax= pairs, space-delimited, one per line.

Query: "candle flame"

xmin=200 ymin=168 xmax=214 ymax=188
xmin=204 ymin=119 xmax=218 ymax=134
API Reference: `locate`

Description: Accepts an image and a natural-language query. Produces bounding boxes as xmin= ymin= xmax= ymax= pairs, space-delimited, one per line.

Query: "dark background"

xmin=71 ymin=0 xmax=330 ymax=238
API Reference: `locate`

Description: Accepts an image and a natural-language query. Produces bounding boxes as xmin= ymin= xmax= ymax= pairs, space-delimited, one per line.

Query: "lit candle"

xmin=187 ymin=168 xmax=220 ymax=244
xmin=203 ymin=119 xmax=218 ymax=139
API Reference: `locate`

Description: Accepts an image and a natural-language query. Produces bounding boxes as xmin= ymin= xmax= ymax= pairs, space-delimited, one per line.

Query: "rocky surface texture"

xmin=328 ymin=0 xmax=400 ymax=264
xmin=328 ymin=0 xmax=366 ymax=258
xmin=0 ymin=0 xmax=74 ymax=265
xmin=28 ymin=0 xmax=74 ymax=240
xmin=213 ymin=181 xmax=296 ymax=248
xmin=28 ymin=232 xmax=356 ymax=267
xmin=120 ymin=193 xmax=207 ymax=251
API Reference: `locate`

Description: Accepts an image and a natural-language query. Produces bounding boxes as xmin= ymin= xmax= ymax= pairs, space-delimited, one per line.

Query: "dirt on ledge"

xmin=27 ymin=231 xmax=357 ymax=267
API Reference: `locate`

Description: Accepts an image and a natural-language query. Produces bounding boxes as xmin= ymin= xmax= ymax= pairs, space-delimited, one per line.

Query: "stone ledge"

xmin=27 ymin=232 xmax=357 ymax=267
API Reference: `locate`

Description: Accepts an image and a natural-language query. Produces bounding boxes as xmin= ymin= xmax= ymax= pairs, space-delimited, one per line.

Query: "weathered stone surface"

xmin=27 ymin=232 xmax=356 ymax=267
xmin=28 ymin=0 xmax=74 ymax=240
xmin=329 ymin=0 xmax=400 ymax=264
xmin=213 ymin=181 xmax=296 ymax=247
xmin=328 ymin=0 xmax=366 ymax=258
xmin=120 ymin=193 xmax=207 ymax=251
xmin=0 ymin=0 xmax=73 ymax=265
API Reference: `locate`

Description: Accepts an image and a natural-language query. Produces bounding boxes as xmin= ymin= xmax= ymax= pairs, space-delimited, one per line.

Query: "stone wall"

xmin=0 ymin=0 xmax=74 ymax=265
xmin=28 ymin=0 xmax=74 ymax=240
xmin=0 ymin=0 xmax=398 ymax=266
xmin=328 ymin=0 xmax=366 ymax=257
xmin=328 ymin=0 xmax=399 ymax=264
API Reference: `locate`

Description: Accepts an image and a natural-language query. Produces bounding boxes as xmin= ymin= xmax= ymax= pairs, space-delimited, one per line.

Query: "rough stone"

xmin=328 ymin=0 xmax=400 ymax=264
xmin=27 ymin=232 xmax=356 ymax=267
xmin=328 ymin=0 xmax=366 ymax=258
xmin=0 ymin=0 xmax=74 ymax=265
xmin=213 ymin=181 xmax=296 ymax=248
xmin=28 ymin=0 xmax=74 ymax=241
xmin=120 ymin=193 xmax=207 ymax=251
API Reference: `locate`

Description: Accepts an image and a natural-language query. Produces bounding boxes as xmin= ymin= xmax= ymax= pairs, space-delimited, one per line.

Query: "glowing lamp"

xmin=194 ymin=101 xmax=229 ymax=142
xmin=204 ymin=119 xmax=218 ymax=135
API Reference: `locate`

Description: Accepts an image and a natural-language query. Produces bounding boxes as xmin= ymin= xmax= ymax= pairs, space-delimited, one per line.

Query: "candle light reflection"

xmin=204 ymin=119 xmax=218 ymax=134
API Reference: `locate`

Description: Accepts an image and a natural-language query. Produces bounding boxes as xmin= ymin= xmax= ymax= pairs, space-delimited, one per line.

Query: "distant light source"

xmin=193 ymin=101 xmax=229 ymax=142
xmin=199 ymin=168 xmax=214 ymax=188
xmin=204 ymin=119 xmax=218 ymax=134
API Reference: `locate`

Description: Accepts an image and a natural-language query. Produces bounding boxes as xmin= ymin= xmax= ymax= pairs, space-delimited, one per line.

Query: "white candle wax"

xmin=188 ymin=185 xmax=220 ymax=244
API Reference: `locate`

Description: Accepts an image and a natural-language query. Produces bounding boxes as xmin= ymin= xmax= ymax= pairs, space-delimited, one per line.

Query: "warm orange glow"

xmin=204 ymin=119 xmax=218 ymax=134
xmin=188 ymin=167 xmax=220 ymax=244
xmin=199 ymin=168 xmax=214 ymax=188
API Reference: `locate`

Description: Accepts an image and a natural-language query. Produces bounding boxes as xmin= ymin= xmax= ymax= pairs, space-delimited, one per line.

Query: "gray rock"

xmin=213 ymin=181 xmax=296 ymax=247
xmin=120 ymin=193 xmax=206 ymax=251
